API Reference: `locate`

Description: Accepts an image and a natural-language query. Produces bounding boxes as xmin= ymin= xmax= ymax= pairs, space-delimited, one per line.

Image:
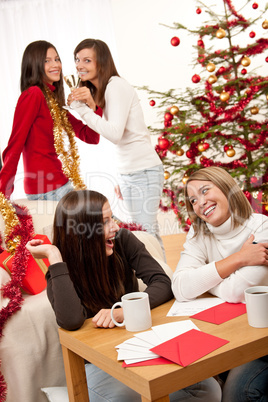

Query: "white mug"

xmin=244 ymin=286 xmax=268 ymax=328
xmin=111 ymin=291 xmax=152 ymax=332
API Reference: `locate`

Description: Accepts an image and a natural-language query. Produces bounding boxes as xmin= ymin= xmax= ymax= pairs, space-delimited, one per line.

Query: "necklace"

xmin=43 ymin=86 xmax=86 ymax=190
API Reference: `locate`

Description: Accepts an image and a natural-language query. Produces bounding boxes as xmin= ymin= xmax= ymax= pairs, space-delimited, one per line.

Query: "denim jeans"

xmin=117 ymin=165 xmax=165 ymax=256
xmin=26 ymin=181 xmax=74 ymax=201
xmin=85 ymin=363 xmax=222 ymax=402
xmin=222 ymin=356 xmax=268 ymax=401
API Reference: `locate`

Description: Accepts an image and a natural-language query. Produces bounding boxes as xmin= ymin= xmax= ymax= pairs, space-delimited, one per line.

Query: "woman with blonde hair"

xmin=172 ymin=166 xmax=268 ymax=401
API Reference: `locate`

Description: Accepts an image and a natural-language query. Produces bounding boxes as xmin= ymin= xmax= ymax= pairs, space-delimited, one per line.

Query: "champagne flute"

xmin=64 ymin=74 xmax=81 ymax=91
xmin=63 ymin=74 xmax=81 ymax=109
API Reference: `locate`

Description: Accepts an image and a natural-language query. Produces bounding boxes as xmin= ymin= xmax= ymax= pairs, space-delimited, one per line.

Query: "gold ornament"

xmin=208 ymin=75 xmax=217 ymax=84
xmin=43 ymin=86 xmax=86 ymax=190
xmin=176 ymin=149 xmax=184 ymax=156
xmin=226 ymin=148 xmax=236 ymax=157
xmin=241 ymin=57 xmax=251 ymax=67
xmin=220 ymin=91 xmax=230 ymax=101
xmin=164 ymin=171 xmax=170 ymax=180
xmin=206 ymin=62 xmax=216 ymax=72
xmin=170 ymin=105 xmax=179 ymax=115
xmin=0 ymin=192 xmax=21 ymax=252
xmin=262 ymin=20 xmax=268 ymax=29
xmin=265 ymin=204 xmax=268 ymax=212
xmin=182 ymin=174 xmax=189 ymax=184
xmin=197 ymin=143 xmax=205 ymax=152
xmin=266 ymin=94 xmax=268 ymax=101
xmin=216 ymin=28 xmax=226 ymax=39
xmin=250 ymin=106 xmax=259 ymax=115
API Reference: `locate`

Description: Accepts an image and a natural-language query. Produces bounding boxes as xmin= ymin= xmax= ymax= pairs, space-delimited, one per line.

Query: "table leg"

xmin=141 ymin=396 xmax=170 ymax=402
xmin=61 ymin=345 xmax=89 ymax=402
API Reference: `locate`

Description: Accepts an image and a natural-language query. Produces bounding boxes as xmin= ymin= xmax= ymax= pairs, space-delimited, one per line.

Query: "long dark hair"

xmin=74 ymin=39 xmax=119 ymax=109
xmin=53 ymin=190 xmax=125 ymax=314
xmin=20 ymin=40 xmax=65 ymax=106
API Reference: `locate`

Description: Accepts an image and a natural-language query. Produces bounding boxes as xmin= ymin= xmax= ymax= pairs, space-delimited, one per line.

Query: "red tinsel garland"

xmin=0 ymin=204 xmax=34 ymax=402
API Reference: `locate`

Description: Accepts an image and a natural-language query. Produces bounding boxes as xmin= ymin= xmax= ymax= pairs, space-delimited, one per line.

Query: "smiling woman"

xmin=0 ymin=40 xmax=100 ymax=201
xmin=172 ymin=166 xmax=268 ymax=303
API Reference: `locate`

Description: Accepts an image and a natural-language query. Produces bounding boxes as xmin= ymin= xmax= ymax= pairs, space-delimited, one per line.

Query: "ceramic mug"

xmin=110 ymin=291 xmax=152 ymax=332
xmin=244 ymin=286 xmax=268 ymax=328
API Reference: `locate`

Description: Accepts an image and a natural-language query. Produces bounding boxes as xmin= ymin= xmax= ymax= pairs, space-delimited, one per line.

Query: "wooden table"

xmin=59 ymin=299 xmax=268 ymax=402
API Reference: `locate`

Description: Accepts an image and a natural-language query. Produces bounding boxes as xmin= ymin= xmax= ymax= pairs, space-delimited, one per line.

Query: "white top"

xmin=71 ymin=76 xmax=161 ymax=174
xmin=172 ymin=213 xmax=268 ymax=303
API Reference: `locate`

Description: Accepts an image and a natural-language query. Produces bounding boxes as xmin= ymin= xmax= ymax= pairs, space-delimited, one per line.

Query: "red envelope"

xmin=190 ymin=302 xmax=246 ymax=324
xmin=122 ymin=357 xmax=173 ymax=367
xmin=150 ymin=329 xmax=229 ymax=367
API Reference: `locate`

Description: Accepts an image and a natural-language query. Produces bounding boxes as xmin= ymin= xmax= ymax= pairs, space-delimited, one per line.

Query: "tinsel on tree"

xmin=145 ymin=0 xmax=268 ymax=231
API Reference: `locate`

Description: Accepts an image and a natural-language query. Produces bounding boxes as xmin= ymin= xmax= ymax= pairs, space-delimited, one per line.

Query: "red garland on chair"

xmin=0 ymin=203 xmax=34 ymax=402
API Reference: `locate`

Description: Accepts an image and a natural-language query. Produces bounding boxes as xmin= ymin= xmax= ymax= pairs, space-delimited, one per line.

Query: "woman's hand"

xmin=114 ymin=185 xmax=123 ymax=200
xmin=239 ymin=234 xmax=268 ymax=267
xmin=216 ymin=234 xmax=268 ymax=278
xmin=70 ymin=87 xmax=96 ymax=110
xmin=26 ymin=239 xmax=63 ymax=265
xmin=92 ymin=308 xmax=124 ymax=328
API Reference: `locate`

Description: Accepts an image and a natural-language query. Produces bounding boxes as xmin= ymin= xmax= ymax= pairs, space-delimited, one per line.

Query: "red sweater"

xmin=0 ymin=84 xmax=101 ymax=198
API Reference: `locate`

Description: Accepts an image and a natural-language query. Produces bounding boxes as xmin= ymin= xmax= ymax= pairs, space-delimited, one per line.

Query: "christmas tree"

xmin=145 ymin=0 xmax=268 ymax=231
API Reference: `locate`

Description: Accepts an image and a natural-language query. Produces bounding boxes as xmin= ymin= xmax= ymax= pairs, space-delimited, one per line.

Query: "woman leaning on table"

xmin=0 ymin=40 xmax=100 ymax=200
xmin=171 ymin=166 xmax=268 ymax=402
xmin=26 ymin=189 xmax=221 ymax=402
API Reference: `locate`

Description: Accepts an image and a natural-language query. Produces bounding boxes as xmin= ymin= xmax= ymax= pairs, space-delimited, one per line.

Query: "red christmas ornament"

xmin=249 ymin=31 xmax=256 ymax=38
xmin=252 ymin=2 xmax=258 ymax=9
xmin=224 ymin=144 xmax=233 ymax=152
xmin=265 ymin=57 xmax=268 ymax=62
xmin=171 ymin=37 xmax=180 ymax=47
xmin=197 ymin=39 xmax=204 ymax=47
xmin=164 ymin=120 xmax=172 ymax=128
xmin=149 ymin=100 xmax=155 ymax=106
xmin=250 ymin=176 xmax=258 ymax=184
xmin=158 ymin=138 xmax=170 ymax=150
xmin=202 ymin=142 xmax=210 ymax=150
xmin=241 ymin=68 xmax=247 ymax=75
xmin=196 ymin=8 xmax=202 ymax=14
xmin=192 ymin=74 xmax=201 ymax=83
xmin=164 ymin=112 xmax=173 ymax=122
xmin=218 ymin=66 xmax=226 ymax=75
xmin=186 ymin=149 xmax=194 ymax=158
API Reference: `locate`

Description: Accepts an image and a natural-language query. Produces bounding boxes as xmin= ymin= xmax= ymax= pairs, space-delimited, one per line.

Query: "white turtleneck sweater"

xmin=172 ymin=213 xmax=268 ymax=303
xmin=70 ymin=76 xmax=161 ymax=174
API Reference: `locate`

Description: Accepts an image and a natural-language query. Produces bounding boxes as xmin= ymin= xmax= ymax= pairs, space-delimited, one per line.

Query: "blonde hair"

xmin=185 ymin=167 xmax=253 ymax=236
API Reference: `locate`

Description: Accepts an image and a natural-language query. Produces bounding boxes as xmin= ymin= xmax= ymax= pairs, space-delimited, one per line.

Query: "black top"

xmin=46 ymin=228 xmax=173 ymax=330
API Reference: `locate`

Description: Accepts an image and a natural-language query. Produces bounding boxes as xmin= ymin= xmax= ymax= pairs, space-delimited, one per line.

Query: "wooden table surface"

xmin=59 ymin=298 xmax=268 ymax=402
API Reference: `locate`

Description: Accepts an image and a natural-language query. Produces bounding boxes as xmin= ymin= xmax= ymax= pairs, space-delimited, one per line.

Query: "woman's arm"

xmin=172 ymin=218 xmax=268 ymax=303
xmin=117 ymin=229 xmax=173 ymax=308
xmin=67 ymin=108 xmax=101 ymax=144
xmin=0 ymin=87 xmax=43 ymax=198
xmin=26 ymin=239 xmax=87 ymax=330
xmin=70 ymin=77 xmax=134 ymax=144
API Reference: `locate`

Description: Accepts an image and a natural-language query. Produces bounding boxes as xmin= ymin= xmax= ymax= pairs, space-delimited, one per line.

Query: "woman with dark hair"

xmin=26 ymin=189 xmax=221 ymax=402
xmin=172 ymin=166 xmax=268 ymax=402
xmin=68 ymin=39 xmax=165 ymax=253
xmin=0 ymin=40 xmax=100 ymax=200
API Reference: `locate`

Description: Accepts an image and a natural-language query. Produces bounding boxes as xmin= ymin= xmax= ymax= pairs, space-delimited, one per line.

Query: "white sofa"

xmin=0 ymin=199 xmax=173 ymax=402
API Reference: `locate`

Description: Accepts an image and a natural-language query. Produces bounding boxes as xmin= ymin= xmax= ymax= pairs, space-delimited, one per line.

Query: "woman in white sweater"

xmin=172 ymin=166 xmax=268 ymax=401
xmin=68 ymin=39 xmax=164 ymax=253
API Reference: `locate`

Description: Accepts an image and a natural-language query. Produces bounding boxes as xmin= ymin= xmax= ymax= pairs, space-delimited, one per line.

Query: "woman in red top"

xmin=0 ymin=40 xmax=100 ymax=200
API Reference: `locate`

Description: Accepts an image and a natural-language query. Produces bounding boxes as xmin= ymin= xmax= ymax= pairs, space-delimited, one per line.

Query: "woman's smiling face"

xmin=187 ymin=180 xmax=231 ymax=227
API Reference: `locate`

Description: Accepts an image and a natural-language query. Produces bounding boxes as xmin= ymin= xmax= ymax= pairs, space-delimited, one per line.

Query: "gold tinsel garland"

xmin=0 ymin=193 xmax=20 ymax=252
xmin=43 ymin=86 xmax=86 ymax=190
